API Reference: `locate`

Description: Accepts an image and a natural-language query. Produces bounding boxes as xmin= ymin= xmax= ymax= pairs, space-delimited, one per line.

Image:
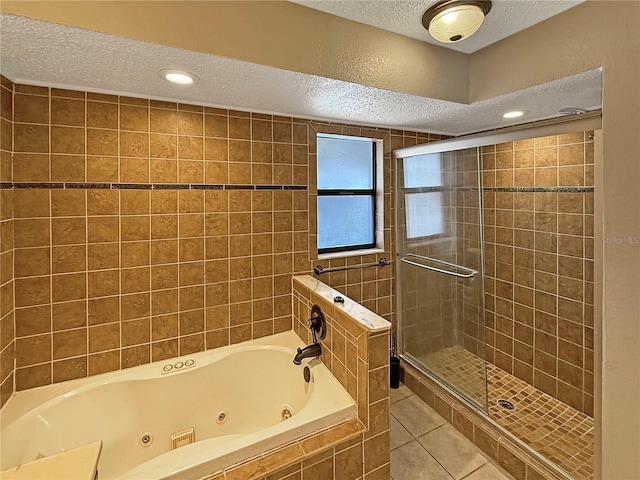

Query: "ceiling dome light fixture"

xmin=158 ymin=69 xmax=199 ymax=85
xmin=502 ymin=110 xmax=528 ymax=119
xmin=422 ymin=0 xmax=492 ymax=43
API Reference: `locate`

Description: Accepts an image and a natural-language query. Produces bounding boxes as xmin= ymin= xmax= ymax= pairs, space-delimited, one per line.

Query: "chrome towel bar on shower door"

xmin=400 ymin=253 xmax=477 ymax=278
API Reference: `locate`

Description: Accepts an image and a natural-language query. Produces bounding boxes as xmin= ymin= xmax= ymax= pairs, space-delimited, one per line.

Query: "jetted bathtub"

xmin=0 ymin=331 xmax=357 ymax=479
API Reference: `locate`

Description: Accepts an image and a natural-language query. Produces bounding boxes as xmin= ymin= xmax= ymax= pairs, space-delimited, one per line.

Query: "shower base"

xmin=421 ymin=346 xmax=593 ymax=480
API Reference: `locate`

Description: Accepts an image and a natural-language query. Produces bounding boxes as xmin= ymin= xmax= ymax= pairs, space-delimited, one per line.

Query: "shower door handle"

xmin=400 ymin=254 xmax=477 ymax=278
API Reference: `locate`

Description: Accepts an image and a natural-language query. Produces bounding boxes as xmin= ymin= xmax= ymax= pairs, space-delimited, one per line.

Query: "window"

xmin=316 ymin=133 xmax=378 ymax=254
xmin=403 ymin=153 xmax=445 ymax=239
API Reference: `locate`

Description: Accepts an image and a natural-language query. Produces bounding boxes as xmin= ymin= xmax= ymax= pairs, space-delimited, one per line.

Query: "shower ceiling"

xmin=0 ymin=9 xmax=600 ymax=136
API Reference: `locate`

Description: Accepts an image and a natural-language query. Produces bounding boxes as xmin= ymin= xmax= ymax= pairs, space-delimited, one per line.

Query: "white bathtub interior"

xmin=0 ymin=330 xmax=357 ymax=480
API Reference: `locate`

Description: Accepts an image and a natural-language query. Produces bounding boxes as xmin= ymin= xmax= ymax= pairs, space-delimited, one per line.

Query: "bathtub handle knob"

xmin=307 ymin=305 xmax=326 ymax=342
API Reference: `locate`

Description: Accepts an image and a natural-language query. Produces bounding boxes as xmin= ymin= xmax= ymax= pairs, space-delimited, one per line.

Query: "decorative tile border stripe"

xmin=402 ymin=186 xmax=594 ymax=193
xmin=4 ymin=182 xmax=587 ymax=194
xmin=1 ymin=182 xmax=308 ymax=191
xmin=485 ymin=186 xmax=594 ymax=193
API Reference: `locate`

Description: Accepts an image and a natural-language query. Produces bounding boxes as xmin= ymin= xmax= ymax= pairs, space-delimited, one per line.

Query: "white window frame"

xmin=315 ymin=133 xmax=385 ymax=260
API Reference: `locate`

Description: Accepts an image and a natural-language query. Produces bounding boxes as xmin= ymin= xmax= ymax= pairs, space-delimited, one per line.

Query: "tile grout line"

xmin=391 ymin=389 xmax=514 ymax=480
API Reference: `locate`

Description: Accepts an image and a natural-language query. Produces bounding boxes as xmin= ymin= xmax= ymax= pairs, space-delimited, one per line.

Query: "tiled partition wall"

xmin=2 ymin=81 xmax=441 ymax=401
xmin=482 ymin=133 xmax=595 ymax=415
xmin=288 ymin=275 xmax=391 ymax=480
xmin=0 ymin=76 xmax=14 ymax=406
xmin=198 ymin=275 xmax=391 ymax=480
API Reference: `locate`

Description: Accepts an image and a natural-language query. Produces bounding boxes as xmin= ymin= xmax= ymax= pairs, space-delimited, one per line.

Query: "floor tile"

xmin=390 ymin=440 xmax=455 ymax=480
xmin=461 ymin=462 xmax=512 ymax=480
xmin=390 ymin=395 xmax=445 ymax=437
xmin=390 ymin=415 xmax=413 ymax=450
xmin=419 ymin=345 xmax=594 ymax=480
xmin=390 ymin=384 xmax=412 ymax=404
xmin=417 ymin=424 xmax=488 ymax=480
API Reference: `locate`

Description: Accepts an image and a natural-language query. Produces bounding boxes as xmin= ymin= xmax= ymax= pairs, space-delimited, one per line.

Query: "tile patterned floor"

xmin=421 ymin=346 xmax=594 ymax=480
xmin=390 ymin=384 xmax=514 ymax=480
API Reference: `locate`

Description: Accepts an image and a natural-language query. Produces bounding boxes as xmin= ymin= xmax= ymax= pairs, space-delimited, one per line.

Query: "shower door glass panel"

xmin=396 ymin=148 xmax=487 ymax=411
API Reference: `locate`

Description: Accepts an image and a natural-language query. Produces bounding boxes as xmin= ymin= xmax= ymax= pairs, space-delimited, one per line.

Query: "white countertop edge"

xmin=1 ymin=441 xmax=102 ymax=480
xmin=293 ymin=275 xmax=391 ymax=333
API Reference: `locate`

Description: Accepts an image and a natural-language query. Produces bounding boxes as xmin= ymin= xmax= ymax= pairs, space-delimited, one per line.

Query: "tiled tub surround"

xmin=2 ymin=82 xmax=441 ymax=401
xmin=1 ymin=331 xmax=358 ymax=480
xmin=0 ymin=76 xmax=14 ymax=407
xmin=2 ymin=274 xmax=390 ymax=480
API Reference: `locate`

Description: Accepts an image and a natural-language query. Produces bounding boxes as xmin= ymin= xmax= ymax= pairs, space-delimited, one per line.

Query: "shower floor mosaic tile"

xmin=421 ymin=346 xmax=594 ymax=480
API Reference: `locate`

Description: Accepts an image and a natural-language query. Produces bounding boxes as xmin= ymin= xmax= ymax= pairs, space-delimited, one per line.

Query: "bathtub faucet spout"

xmin=293 ymin=343 xmax=322 ymax=365
xmin=293 ymin=304 xmax=327 ymax=365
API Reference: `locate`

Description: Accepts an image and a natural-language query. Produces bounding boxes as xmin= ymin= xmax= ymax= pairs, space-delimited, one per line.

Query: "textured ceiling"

xmin=0 ymin=13 xmax=601 ymax=135
xmin=290 ymin=0 xmax=585 ymax=54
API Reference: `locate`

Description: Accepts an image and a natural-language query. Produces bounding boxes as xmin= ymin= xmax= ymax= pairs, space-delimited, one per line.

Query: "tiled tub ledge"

xmin=293 ymin=275 xmax=391 ymax=333
xmin=203 ymin=418 xmax=365 ymax=480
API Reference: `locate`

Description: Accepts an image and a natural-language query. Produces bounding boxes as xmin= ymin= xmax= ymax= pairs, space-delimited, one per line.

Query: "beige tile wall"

xmin=7 ymin=82 xmax=440 ymax=394
xmin=290 ymin=276 xmax=391 ymax=480
xmin=482 ymin=133 xmax=595 ymax=415
xmin=0 ymin=76 xmax=14 ymax=407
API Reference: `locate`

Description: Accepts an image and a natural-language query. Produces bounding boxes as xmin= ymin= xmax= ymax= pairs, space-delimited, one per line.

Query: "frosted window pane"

xmin=317 ymin=136 xmax=373 ymax=190
xmin=317 ymin=196 xmax=374 ymax=250
xmin=403 ymin=153 xmax=442 ymax=188
xmin=405 ymin=192 xmax=443 ymax=238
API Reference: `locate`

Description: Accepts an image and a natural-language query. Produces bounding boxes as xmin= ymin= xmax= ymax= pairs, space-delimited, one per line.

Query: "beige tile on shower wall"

xmin=483 ymin=132 xmax=595 ymax=415
xmin=13 ymin=124 xmax=49 ymax=155
xmin=0 ymin=76 xmax=14 ymax=407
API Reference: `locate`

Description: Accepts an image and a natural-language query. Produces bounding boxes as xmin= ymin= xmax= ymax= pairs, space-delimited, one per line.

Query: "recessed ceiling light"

xmin=158 ymin=69 xmax=199 ymax=85
xmin=558 ymin=107 xmax=588 ymax=115
xmin=502 ymin=110 xmax=527 ymax=119
xmin=422 ymin=0 xmax=492 ymax=43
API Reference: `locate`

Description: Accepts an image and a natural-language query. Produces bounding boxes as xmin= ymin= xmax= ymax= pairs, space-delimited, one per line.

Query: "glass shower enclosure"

xmin=395 ymin=147 xmax=487 ymax=411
